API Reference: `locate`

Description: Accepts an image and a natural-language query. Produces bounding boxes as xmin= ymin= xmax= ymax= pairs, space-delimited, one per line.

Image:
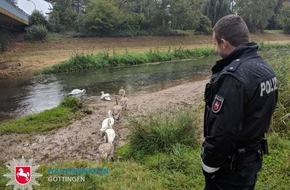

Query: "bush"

xmin=195 ymin=15 xmax=212 ymax=35
xmin=60 ymin=96 xmax=83 ymax=109
xmin=124 ymin=108 xmax=199 ymax=160
xmin=24 ymin=25 xmax=48 ymax=41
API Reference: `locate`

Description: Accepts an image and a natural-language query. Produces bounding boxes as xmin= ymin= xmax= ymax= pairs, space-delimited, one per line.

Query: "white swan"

xmin=69 ymin=89 xmax=86 ymax=95
xmin=100 ymin=110 xmax=114 ymax=132
xmin=103 ymin=128 xmax=116 ymax=143
xmin=101 ymin=91 xmax=111 ymax=101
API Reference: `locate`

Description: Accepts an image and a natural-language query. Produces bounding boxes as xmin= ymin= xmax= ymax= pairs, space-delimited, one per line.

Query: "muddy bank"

xmin=0 ymin=79 xmax=207 ymax=164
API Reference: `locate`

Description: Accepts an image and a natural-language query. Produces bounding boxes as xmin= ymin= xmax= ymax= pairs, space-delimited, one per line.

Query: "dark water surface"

xmin=0 ymin=57 xmax=217 ymax=121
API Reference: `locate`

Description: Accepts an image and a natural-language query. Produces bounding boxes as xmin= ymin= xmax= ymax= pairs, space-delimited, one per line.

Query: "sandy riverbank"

xmin=0 ymin=79 xmax=207 ymax=164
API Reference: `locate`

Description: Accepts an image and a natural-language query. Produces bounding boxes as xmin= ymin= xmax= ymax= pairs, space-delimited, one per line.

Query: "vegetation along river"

xmin=0 ymin=57 xmax=217 ymax=121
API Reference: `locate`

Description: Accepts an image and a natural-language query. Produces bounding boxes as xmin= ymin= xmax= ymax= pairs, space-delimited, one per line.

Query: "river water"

xmin=0 ymin=57 xmax=217 ymax=121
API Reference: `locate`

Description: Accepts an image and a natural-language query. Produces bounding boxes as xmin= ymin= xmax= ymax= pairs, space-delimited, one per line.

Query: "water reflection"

xmin=20 ymin=77 xmax=64 ymax=115
xmin=0 ymin=57 xmax=216 ymax=121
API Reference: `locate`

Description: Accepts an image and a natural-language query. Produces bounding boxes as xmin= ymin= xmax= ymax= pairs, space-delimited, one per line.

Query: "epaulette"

xmin=227 ymin=59 xmax=242 ymax=72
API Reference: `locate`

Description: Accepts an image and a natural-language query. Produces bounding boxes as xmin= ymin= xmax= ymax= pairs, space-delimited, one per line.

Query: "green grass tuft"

xmin=121 ymin=107 xmax=200 ymax=161
xmin=268 ymin=54 xmax=290 ymax=137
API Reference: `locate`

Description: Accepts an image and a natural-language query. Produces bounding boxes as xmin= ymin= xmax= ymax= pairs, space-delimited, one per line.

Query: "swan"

xmin=120 ymin=95 xmax=128 ymax=111
xmin=112 ymin=97 xmax=122 ymax=120
xmin=98 ymin=130 xmax=115 ymax=160
xmin=118 ymin=86 xmax=126 ymax=97
xmin=69 ymin=89 xmax=86 ymax=95
xmin=103 ymin=128 xmax=116 ymax=143
xmin=98 ymin=142 xmax=114 ymax=160
xmin=100 ymin=110 xmax=114 ymax=132
xmin=101 ymin=91 xmax=111 ymax=101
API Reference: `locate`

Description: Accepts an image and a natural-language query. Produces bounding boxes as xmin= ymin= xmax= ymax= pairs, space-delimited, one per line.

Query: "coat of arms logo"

xmin=3 ymin=156 xmax=42 ymax=190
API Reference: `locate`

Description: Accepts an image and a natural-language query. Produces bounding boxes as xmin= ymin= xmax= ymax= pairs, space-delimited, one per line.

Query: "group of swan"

xmin=98 ymin=87 xmax=129 ymax=160
xmin=68 ymin=87 xmax=129 ymax=160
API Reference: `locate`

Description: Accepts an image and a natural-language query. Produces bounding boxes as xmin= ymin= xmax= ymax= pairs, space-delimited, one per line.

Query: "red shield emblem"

xmin=212 ymin=95 xmax=224 ymax=113
xmin=15 ymin=166 xmax=31 ymax=185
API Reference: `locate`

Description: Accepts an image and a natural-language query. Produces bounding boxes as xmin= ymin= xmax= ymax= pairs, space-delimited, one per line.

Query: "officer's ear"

xmin=220 ymin=39 xmax=235 ymax=53
xmin=219 ymin=39 xmax=228 ymax=49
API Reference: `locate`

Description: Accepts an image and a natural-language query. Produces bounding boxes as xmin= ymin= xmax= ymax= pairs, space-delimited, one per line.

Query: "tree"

xmin=267 ymin=0 xmax=283 ymax=30
xmin=169 ymin=0 xmax=204 ymax=30
xmin=29 ymin=10 xmax=48 ymax=28
xmin=195 ymin=14 xmax=212 ymax=34
xmin=203 ymin=0 xmax=232 ymax=26
xmin=277 ymin=5 xmax=290 ymax=34
xmin=45 ymin=0 xmax=90 ymax=31
xmin=85 ymin=0 xmax=124 ymax=34
xmin=235 ymin=0 xmax=276 ymax=32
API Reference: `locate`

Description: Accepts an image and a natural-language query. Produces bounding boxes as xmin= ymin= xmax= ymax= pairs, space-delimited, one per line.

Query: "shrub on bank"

xmin=118 ymin=107 xmax=200 ymax=161
xmin=24 ymin=25 xmax=48 ymax=41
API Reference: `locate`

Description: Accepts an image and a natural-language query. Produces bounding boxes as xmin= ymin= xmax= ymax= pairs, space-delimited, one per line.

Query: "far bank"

xmin=1 ymin=32 xmax=290 ymax=79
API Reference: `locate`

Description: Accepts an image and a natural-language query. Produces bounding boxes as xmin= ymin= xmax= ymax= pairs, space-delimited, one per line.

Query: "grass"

xmin=0 ymin=97 xmax=84 ymax=134
xmin=40 ymin=47 xmax=216 ymax=74
xmin=259 ymin=42 xmax=290 ymax=51
xmin=119 ymin=107 xmax=201 ymax=161
xmin=264 ymin=30 xmax=284 ymax=34
xmin=265 ymin=53 xmax=290 ymax=137
xmin=256 ymin=134 xmax=290 ymax=190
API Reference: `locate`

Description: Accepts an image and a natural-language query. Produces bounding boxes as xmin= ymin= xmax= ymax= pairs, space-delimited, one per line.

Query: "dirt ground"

xmin=0 ymin=79 xmax=207 ymax=164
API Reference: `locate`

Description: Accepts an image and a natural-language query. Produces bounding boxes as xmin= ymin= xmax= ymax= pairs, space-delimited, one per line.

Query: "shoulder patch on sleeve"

xmin=212 ymin=95 xmax=224 ymax=113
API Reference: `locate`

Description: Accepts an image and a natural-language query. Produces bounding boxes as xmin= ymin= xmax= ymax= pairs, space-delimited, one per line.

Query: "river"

xmin=0 ymin=57 xmax=217 ymax=121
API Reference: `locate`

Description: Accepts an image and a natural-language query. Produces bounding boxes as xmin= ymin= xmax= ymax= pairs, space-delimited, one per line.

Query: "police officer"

xmin=201 ymin=14 xmax=278 ymax=189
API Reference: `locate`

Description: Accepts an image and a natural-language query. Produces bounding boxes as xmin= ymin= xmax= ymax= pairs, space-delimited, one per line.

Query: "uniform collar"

xmin=212 ymin=42 xmax=259 ymax=74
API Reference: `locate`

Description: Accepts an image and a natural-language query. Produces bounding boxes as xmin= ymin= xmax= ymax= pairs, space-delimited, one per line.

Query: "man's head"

xmin=213 ymin=14 xmax=249 ymax=58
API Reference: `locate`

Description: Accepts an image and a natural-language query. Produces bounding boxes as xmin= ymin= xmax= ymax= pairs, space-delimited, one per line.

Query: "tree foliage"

xmin=235 ymin=0 xmax=276 ymax=32
xmin=277 ymin=5 xmax=290 ymax=34
xmin=46 ymin=0 xmax=89 ymax=32
xmin=85 ymin=0 xmax=124 ymax=34
xmin=267 ymin=0 xmax=283 ymax=30
xmin=42 ymin=0 xmax=290 ymax=35
xmin=203 ymin=0 xmax=232 ymax=26
xmin=29 ymin=10 xmax=48 ymax=28
xmin=170 ymin=0 xmax=203 ymax=30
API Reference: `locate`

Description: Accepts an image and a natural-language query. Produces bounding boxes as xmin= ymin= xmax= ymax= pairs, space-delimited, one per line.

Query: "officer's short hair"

xmin=213 ymin=14 xmax=249 ymax=47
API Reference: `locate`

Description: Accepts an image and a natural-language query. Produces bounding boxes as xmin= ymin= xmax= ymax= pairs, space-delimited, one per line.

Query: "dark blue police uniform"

xmin=202 ymin=42 xmax=278 ymax=190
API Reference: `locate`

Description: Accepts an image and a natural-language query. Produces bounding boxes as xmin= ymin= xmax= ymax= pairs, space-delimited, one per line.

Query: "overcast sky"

xmin=17 ymin=0 xmax=51 ymax=15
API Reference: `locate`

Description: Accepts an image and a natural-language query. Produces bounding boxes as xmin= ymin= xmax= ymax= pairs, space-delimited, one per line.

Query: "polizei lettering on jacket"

xmin=260 ymin=77 xmax=277 ymax=97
